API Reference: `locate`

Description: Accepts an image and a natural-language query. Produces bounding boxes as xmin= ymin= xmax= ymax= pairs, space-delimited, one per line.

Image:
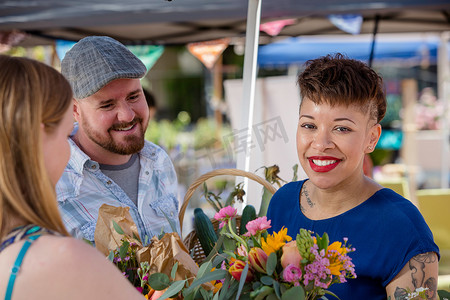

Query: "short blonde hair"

xmin=0 ymin=55 xmax=71 ymax=237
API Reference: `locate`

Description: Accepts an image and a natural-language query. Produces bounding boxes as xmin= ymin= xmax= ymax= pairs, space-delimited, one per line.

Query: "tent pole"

xmin=368 ymin=14 xmax=380 ymax=67
xmin=438 ymin=31 xmax=450 ymax=188
xmin=236 ymin=0 xmax=262 ymax=207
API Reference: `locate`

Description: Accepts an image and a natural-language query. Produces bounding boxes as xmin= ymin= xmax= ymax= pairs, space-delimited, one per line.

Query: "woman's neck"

xmin=301 ymin=176 xmax=381 ymax=220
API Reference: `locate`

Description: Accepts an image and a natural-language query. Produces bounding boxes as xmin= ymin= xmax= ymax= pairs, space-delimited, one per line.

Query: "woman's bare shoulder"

xmin=9 ymin=235 xmax=142 ymax=299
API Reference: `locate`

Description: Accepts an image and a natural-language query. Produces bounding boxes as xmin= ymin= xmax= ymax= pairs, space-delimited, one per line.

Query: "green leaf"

xmin=323 ymin=290 xmax=341 ymax=300
xmin=281 ymin=286 xmax=305 ymax=300
xmin=148 ymin=273 xmax=170 ymax=290
xmin=82 ymin=238 xmax=93 ymax=245
xmin=258 ymin=187 xmax=273 ymax=217
xmin=321 ymin=232 xmax=329 ymax=250
xmin=197 ymin=260 xmax=213 ymax=278
xmin=224 ymin=280 xmax=239 ymax=299
xmin=260 ymin=276 xmax=274 ymax=286
xmin=266 ymin=252 xmax=278 ymax=276
xmin=119 ymin=240 xmax=130 ymax=258
xmin=438 ymin=290 xmax=450 ymax=298
xmin=156 ymin=280 xmax=187 ymax=300
xmin=213 ymin=290 xmax=220 ymax=300
xmin=251 ymin=286 xmax=274 ymax=300
xmin=235 ymin=263 xmax=249 ymax=300
xmin=170 ymin=262 xmax=178 ymax=280
xmin=112 ymin=220 xmax=124 ymax=235
xmin=132 ymin=231 xmax=141 ymax=242
xmin=267 ymin=294 xmax=278 ymax=300
xmin=211 ymin=251 xmax=227 ymax=268
xmin=279 ymin=283 xmax=287 ymax=294
xmin=218 ymin=273 xmax=232 ymax=300
xmin=292 ymin=164 xmax=298 ymax=182
xmin=224 ymin=190 xmax=235 ymax=207
xmin=184 ymin=269 xmax=228 ymax=295
xmin=183 ymin=291 xmax=195 ymax=300
xmin=199 ymin=287 xmax=213 ymax=300
xmin=273 ymin=280 xmax=281 ymax=299
xmin=107 ymin=250 xmax=114 ymax=262
xmin=159 ymin=208 xmax=178 ymax=233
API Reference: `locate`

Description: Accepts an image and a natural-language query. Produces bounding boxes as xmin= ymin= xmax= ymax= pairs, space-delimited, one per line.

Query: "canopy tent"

xmin=0 ymin=0 xmax=449 ymax=46
xmin=258 ymin=33 xmax=449 ymax=67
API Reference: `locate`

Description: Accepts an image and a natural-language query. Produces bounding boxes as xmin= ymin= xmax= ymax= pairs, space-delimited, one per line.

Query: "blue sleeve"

xmin=373 ymin=191 xmax=440 ymax=286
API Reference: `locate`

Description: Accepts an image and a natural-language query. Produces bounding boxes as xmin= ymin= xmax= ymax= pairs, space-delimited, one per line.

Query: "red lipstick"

xmin=308 ymin=156 xmax=341 ymax=173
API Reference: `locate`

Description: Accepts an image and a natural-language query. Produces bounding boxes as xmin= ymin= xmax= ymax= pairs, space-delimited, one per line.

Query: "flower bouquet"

xmin=149 ymin=204 xmax=356 ymax=300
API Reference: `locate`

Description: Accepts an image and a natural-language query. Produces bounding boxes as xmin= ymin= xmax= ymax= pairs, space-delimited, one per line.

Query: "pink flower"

xmin=281 ymin=240 xmax=302 ymax=268
xmin=237 ymin=244 xmax=248 ymax=257
xmin=214 ymin=206 xmax=237 ymax=229
xmin=244 ymin=216 xmax=271 ymax=236
xmin=282 ymin=264 xmax=303 ymax=285
xmin=136 ymin=286 xmax=143 ymax=293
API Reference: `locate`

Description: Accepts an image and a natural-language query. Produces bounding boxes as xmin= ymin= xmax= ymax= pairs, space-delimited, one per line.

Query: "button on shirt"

xmin=56 ymin=132 xmax=180 ymax=244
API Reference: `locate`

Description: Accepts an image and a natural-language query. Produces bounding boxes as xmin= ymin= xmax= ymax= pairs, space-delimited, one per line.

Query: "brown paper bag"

xmin=137 ymin=232 xmax=200 ymax=282
xmin=94 ymin=204 xmax=212 ymax=289
xmin=94 ymin=204 xmax=142 ymax=256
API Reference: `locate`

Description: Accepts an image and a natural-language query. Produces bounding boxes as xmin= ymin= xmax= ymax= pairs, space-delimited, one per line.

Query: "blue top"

xmin=266 ymin=180 xmax=440 ymax=300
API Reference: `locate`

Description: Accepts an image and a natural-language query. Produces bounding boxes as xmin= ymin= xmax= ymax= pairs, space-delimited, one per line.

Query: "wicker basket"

xmin=179 ymin=168 xmax=277 ymax=264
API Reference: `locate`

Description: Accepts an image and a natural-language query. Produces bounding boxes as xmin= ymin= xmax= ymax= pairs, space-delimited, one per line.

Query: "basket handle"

xmin=178 ymin=168 xmax=277 ymax=233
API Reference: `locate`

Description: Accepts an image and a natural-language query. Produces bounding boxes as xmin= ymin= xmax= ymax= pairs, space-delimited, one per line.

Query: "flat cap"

xmin=61 ymin=36 xmax=147 ymax=99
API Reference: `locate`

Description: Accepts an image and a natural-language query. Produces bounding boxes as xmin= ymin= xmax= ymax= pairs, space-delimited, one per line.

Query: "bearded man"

xmin=57 ymin=36 xmax=179 ymax=243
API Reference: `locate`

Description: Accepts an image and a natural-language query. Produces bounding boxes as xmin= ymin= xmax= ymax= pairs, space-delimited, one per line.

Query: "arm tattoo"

xmin=391 ymin=253 xmax=438 ymax=300
xmin=409 ymin=256 xmax=426 ymax=287
xmin=409 ymin=252 xmax=436 ymax=288
xmin=424 ymin=277 xmax=437 ymax=299
xmin=394 ymin=287 xmax=408 ymax=300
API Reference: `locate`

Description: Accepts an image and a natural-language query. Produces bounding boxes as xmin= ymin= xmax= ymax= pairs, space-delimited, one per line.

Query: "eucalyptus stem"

xmin=228 ymin=218 xmax=248 ymax=251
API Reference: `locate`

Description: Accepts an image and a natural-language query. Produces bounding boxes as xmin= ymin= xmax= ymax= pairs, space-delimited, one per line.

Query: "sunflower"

xmin=326 ymin=241 xmax=347 ymax=276
xmin=261 ymin=227 xmax=292 ymax=255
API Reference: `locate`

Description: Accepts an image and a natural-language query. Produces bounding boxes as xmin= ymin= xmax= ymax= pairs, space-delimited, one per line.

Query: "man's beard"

xmin=83 ymin=118 xmax=146 ymax=155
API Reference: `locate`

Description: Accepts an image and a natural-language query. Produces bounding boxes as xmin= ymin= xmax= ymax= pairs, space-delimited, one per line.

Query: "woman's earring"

xmin=367 ymin=146 xmax=373 ymax=151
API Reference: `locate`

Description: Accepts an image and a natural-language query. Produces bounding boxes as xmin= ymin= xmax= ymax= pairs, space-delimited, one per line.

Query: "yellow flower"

xmin=213 ymin=281 xmax=223 ymax=293
xmin=261 ymin=227 xmax=292 ymax=255
xmin=210 ymin=267 xmax=223 ymax=293
xmin=326 ymin=241 xmax=347 ymax=276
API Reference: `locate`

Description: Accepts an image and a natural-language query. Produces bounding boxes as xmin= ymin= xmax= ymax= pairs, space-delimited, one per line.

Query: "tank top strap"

xmin=5 ymin=234 xmax=42 ymax=300
xmin=0 ymin=224 xmax=54 ymax=253
xmin=1 ymin=225 xmax=56 ymax=300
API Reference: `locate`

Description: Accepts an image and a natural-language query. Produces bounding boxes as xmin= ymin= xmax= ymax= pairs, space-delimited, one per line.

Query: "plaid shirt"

xmin=56 ymin=130 xmax=180 ymax=244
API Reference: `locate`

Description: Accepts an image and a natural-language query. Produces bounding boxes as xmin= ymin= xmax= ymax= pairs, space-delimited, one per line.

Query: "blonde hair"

xmin=0 ymin=55 xmax=71 ymax=237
